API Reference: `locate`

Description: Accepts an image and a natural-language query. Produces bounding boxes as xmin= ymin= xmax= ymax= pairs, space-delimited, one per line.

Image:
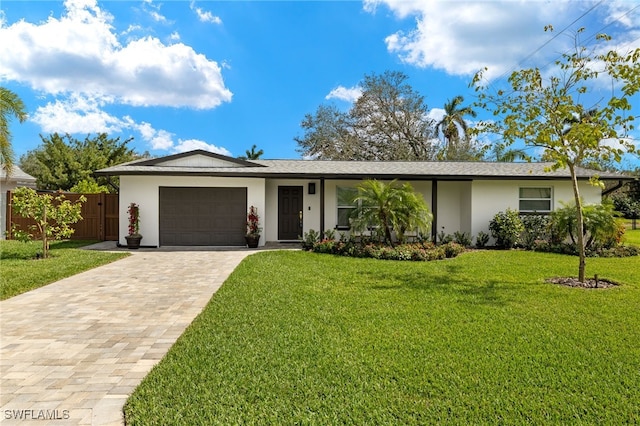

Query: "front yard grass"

xmin=0 ymin=240 xmax=128 ymax=300
xmin=125 ymin=250 xmax=640 ymax=424
xmin=625 ymin=228 xmax=640 ymax=246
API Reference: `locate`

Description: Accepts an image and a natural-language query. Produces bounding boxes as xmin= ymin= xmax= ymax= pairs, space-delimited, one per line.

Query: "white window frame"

xmin=519 ymin=187 xmax=553 ymax=213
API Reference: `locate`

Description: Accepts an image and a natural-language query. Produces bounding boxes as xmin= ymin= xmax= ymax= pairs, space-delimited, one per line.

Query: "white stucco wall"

xmin=119 ymin=175 xmax=266 ymax=247
xmin=264 ymin=179 xmax=321 ymax=241
xmin=470 ymin=179 xmax=602 ymax=240
xmin=436 ymin=181 xmax=472 ymax=237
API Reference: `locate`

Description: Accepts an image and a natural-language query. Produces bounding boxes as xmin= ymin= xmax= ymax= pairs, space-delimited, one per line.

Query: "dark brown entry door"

xmin=278 ymin=186 xmax=303 ymax=240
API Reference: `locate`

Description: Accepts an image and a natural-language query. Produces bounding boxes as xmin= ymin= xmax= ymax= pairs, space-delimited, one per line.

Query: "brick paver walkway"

xmin=1 ymin=250 xmax=253 ymax=425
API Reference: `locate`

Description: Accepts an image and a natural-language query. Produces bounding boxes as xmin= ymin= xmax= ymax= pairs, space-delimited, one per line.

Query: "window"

xmin=519 ymin=187 xmax=552 ymax=212
xmin=337 ymin=187 xmax=358 ymax=228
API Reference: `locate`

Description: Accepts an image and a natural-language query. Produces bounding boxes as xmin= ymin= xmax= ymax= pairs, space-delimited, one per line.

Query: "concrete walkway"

xmin=1 ymin=250 xmax=254 ymax=425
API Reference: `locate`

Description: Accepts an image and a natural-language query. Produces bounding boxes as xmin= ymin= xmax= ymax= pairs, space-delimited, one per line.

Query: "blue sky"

xmin=1 ymin=0 xmax=639 ymax=167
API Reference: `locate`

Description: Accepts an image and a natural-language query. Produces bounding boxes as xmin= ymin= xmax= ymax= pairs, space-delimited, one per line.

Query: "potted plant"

xmin=245 ymin=205 xmax=261 ymax=248
xmin=125 ymin=202 xmax=142 ymax=249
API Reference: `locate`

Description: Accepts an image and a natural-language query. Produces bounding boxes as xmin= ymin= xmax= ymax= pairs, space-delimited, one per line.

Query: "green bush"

xmin=308 ymin=236 xmax=465 ymax=262
xmin=301 ymin=229 xmax=321 ymax=251
xmin=520 ymin=214 xmax=550 ymax=249
xmin=475 ymin=231 xmax=490 ymax=248
xmin=489 ymin=209 xmax=524 ymax=248
xmin=453 ymin=231 xmax=472 ymax=247
xmin=550 ymin=202 xmax=623 ymax=251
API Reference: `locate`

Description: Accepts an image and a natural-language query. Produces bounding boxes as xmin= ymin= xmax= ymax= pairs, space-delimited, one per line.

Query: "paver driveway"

xmin=1 ymin=250 xmax=253 ymax=425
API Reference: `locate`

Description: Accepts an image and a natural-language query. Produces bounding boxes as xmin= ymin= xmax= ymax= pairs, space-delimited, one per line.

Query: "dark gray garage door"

xmin=159 ymin=187 xmax=247 ymax=246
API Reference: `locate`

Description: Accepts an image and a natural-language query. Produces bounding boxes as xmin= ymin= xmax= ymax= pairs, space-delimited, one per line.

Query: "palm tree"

xmin=436 ymin=95 xmax=477 ymax=160
xmin=238 ymin=144 xmax=264 ymax=160
xmin=0 ymin=87 xmax=27 ymax=175
xmin=349 ymin=179 xmax=432 ymax=246
xmin=489 ymin=144 xmax=529 ymax=162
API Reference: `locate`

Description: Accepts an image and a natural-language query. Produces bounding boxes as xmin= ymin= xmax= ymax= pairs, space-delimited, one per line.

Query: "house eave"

xmin=93 ymin=169 xmax=629 ymax=181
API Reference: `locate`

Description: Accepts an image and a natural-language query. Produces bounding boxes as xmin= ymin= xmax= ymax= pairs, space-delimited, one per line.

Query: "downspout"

xmin=431 ymin=179 xmax=438 ymax=243
xmin=602 ymin=180 xmax=624 ymax=197
xmin=320 ymin=178 xmax=325 ymax=236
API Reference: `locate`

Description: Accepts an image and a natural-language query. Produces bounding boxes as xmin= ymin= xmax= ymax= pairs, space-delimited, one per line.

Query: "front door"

xmin=278 ymin=186 xmax=303 ymax=240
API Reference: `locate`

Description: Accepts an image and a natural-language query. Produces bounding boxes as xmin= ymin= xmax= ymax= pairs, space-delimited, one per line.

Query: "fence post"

xmin=5 ymin=190 xmax=12 ymax=240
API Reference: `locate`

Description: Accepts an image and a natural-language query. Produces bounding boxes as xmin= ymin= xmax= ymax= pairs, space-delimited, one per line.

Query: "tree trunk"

xmin=42 ymin=207 xmax=48 ymax=259
xmin=568 ymin=163 xmax=586 ymax=282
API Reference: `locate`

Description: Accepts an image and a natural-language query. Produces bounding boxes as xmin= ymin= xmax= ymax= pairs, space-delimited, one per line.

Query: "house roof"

xmin=95 ymin=150 xmax=629 ymax=181
xmin=0 ymin=165 xmax=37 ymax=184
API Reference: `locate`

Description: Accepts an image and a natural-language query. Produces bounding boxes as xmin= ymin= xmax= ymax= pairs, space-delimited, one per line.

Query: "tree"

xmin=436 ymin=95 xmax=482 ymax=160
xmin=486 ymin=144 xmax=529 ymax=162
xmin=238 ymin=145 xmax=264 ymax=160
xmin=473 ymin=27 xmax=640 ymax=282
xmin=349 ymin=179 xmax=433 ymax=246
xmin=20 ymin=133 xmax=138 ymax=191
xmin=10 ymin=187 xmax=85 ymax=259
xmin=296 ymin=71 xmax=438 ymax=160
xmin=0 ymin=87 xmax=27 ymax=175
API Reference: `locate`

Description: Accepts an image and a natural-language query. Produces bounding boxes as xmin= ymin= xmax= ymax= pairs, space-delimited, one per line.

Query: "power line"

xmin=493 ymin=0 xmax=605 ymax=82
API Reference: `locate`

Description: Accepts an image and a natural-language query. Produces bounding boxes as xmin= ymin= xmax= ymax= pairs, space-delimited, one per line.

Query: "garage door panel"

xmin=159 ymin=187 xmax=247 ymax=246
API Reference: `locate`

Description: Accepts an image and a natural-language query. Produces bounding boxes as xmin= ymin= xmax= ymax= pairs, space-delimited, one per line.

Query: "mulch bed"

xmin=546 ymin=276 xmax=619 ymax=289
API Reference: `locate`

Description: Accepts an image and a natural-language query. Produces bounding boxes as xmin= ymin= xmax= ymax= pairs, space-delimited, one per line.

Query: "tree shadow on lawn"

xmin=365 ymin=263 xmax=517 ymax=308
xmin=0 ymin=240 xmax=98 ymax=260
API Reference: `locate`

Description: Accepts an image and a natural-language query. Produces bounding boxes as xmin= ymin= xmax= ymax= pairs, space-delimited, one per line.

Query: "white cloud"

xmin=134 ymin=121 xmax=174 ymax=150
xmin=142 ymin=0 xmax=170 ymax=24
xmin=173 ymin=139 xmax=231 ymax=156
xmin=325 ymin=85 xmax=362 ymax=103
xmin=365 ymin=1 xmax=640 ymax=80
xmin=31 ymin=95 xmax=232 ymax=154
xmin=427 ymin=107 xmax=445 ymax=122
xmin=190 ymin=1 xmax=223 ymax=25
xmin=0 ymin=0 xmax=232 ymax=109
xmin=32 ymin=95 xmax=125 ymax=134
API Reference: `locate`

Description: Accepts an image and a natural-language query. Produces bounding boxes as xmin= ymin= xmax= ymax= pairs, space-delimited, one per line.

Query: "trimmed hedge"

xmin=308 ymin=239 xmax=465 ymax=261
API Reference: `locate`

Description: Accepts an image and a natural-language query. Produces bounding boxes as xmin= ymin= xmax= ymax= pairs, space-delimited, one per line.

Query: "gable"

xmin=156 ymin=154 xmax=244 ymax=168
xmin=132 ymin=149 xmax=263 ymax=169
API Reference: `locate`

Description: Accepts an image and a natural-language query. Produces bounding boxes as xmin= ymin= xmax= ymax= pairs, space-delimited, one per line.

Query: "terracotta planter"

xmin=245 ymin=235 xmax=260 ymax=248
xmin=125 ymin=235 xmax=142 ymax=249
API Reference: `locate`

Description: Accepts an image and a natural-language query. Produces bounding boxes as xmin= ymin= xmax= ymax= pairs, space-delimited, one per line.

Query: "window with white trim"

xmin=519 ymin=187 xmax=552 ymax=213
xmin=337 ymin=187 xmax=358 ymax=229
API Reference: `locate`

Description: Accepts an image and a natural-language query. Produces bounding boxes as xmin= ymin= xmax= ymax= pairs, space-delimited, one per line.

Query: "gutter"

xmin=602 ymin=180 xmax=625 ymax=197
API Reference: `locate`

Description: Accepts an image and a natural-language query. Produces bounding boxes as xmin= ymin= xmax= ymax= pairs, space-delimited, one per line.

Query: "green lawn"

xmin=125 ymin=250 xmax=640 ymax=425
xmin=0 ymin=240 xmax=128 ymax=300
xmin=625 ymin=228 xmax=640 ymax=246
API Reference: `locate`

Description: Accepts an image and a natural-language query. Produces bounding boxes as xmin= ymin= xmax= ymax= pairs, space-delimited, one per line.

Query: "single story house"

xmin=1 ymin=165 xmax=37 ymax=240
xmin=95 ymin=150 xmax=627 ymax=248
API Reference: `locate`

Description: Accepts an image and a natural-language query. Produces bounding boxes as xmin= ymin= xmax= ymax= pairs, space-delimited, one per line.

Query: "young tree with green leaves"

xmin=473 ymin=27 xmax=639 ymax=282
xmin=349 ymin=179 xmax=432 ymax=247
xmin=20 ymin=133 xmax=138 ymax=191
xmin=0 ymin=87 xmax=27 ymax=175
xmin=10 ymin=187 xmax=85 ymax=259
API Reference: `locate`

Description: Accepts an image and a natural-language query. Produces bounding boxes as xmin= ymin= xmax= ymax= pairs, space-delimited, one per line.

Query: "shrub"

xmin=309 ymin=239 xmax=464 ymax=262
xmin=443 ymin=242 xmax=465 ymax=258
xmin=453 ymin=231 xmax=472 ymax=247
xmin=475 ymin=231 xmax=490 ymax=248
xmin=519 ymin=214 xmax=550 ymax=249
xmin=550 ymin=201 xmax=622 ymax=251
xmin=437 ymin=228 xmax=453 ymax=244
xmin=301 ymin=229 xmax=321 ymax=251
xmin=489 ymin=209 xmax=524 ymax=248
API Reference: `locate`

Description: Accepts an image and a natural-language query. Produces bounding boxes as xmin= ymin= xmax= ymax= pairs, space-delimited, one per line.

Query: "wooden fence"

xmin=5 ymin=191 xmax=119 ymax=241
